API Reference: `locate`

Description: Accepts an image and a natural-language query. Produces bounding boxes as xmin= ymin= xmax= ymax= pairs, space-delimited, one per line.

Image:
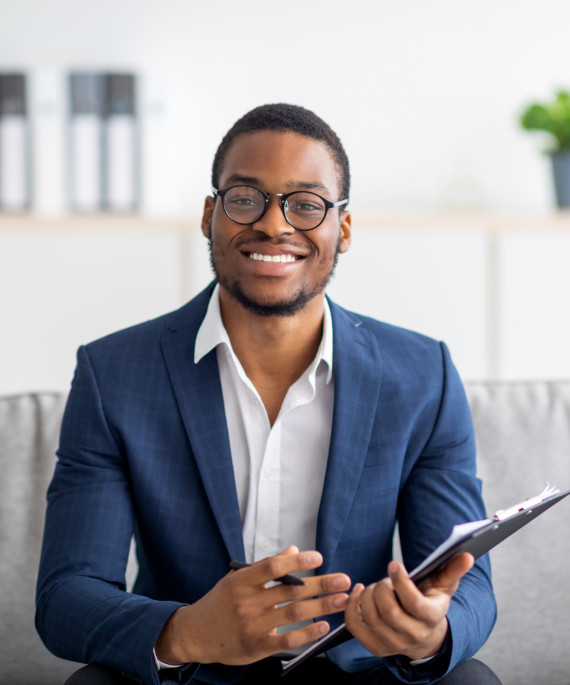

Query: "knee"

xmin=65 ymin=665 xmax=142 ymax=685
xmin=444 ymin=658 xmax=502 ymax=685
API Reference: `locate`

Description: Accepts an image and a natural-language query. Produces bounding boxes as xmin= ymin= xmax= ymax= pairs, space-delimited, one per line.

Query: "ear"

xmin=201 ymin=195 xmax=215 ymax=238
xmin=338 ymin=210 xmax=352 ymax=254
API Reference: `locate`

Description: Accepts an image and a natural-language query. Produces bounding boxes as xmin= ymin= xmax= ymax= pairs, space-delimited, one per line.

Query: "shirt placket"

xmin=253 ymin=419 xmax=282 ymax=561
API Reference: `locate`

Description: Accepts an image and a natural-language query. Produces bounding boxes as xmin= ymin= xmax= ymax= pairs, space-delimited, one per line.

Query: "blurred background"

xmin=1 ymin=0 xmax=570 ymax=392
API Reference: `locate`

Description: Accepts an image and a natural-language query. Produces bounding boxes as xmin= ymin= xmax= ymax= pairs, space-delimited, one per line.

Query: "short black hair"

xmin=211 ymin=103 xmax=350 ymax=202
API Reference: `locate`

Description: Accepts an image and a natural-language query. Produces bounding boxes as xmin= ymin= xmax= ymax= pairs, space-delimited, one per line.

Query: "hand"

xmin=344 ymin=553 xmax=474 ymax=661
xmin=155 ymin=546 xmax=351 ymax=666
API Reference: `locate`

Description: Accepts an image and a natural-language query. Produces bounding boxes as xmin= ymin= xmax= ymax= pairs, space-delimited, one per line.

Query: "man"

xmin=36 ymin=104 xmax=500 ymax=685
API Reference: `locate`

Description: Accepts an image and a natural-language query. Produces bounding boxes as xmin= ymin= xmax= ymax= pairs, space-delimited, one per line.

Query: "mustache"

xmin=234 ymin=234 xmax=309 ymax=249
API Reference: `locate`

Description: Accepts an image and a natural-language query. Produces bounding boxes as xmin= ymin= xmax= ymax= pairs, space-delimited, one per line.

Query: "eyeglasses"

xmin=212 ymin=185 xmax=348 ymax=231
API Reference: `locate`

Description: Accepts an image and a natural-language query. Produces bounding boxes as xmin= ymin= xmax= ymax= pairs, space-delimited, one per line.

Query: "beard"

xmin=208 ymin=234 xmax=341 ymax=318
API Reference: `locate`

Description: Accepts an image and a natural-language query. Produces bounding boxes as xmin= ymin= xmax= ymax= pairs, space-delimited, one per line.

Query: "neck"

xmin=218 ymin=289 xmax=326 ymax=423
xmin=219 ymin=289 xmax=325 ymax=375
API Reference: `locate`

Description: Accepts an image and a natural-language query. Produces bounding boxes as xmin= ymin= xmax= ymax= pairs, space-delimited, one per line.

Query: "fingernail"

xmin=333 ymin=575 xmax=349 ymax=589
xmin=388 ymin=561 xmax=401 ymax=576
xmin=302 ymin=552 xmax=322 ymax=565
xmin=334 ymin=595 xmax=347 ymax=608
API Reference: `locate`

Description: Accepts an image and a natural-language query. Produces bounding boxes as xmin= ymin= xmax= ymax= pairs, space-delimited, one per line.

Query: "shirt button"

xmin=260 ymin=539 xmax=270 ymax=552
xmin=264 ymin=468 xmax=275 ymax=479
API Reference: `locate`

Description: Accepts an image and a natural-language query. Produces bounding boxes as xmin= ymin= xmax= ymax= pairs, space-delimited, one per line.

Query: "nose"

xmin=252 ymin=196 xmax=295 ymax=237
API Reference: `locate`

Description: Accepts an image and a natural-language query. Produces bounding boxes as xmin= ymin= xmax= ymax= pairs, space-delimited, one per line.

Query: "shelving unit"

xmin=3 ymin=211 xmax=570 ymax=395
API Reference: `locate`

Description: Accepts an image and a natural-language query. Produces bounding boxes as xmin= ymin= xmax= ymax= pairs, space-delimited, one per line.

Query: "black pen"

xmin=229 ymin=560 xmax=306 ymax=586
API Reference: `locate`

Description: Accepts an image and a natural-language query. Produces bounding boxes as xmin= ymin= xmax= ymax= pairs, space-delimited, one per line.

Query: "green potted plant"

xmin=520 ymin=90 xmax=570 ymax=208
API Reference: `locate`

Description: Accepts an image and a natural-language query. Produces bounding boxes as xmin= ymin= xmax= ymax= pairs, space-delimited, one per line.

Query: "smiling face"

xmin=201 ymin=130 xmax=351 ymax=318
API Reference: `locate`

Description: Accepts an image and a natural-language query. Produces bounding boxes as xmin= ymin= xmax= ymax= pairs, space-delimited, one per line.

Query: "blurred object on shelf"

xmin=520 ymin=89 xmax=570 ymax=208
xmin=0 ymin=73 xmax=31 ymax=212
xmin=105 ymin=74 xmax=138 ymax=212
xmin=69 ymin=71 xmax=139 ymax=213
xmin=69 ymin=72 xmax=104 ymax=212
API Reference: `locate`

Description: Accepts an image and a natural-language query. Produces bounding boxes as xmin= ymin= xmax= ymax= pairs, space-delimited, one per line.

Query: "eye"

xmin=225 ymin=187 xmax=265 ymax=209
xmin=228 ymin=196 xmax=256 ymax=206
xmin=287 ymin=193 xmax=326 ymax=213
xmin=298 ymin=202 xmax=320 ymax=212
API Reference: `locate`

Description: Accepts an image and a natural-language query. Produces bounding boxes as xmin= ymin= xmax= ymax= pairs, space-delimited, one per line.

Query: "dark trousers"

xmin=65 ymin=658 xmax=502 ymax=685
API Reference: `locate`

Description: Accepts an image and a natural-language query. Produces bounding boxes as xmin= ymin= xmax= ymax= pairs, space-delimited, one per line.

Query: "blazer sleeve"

xmin=36 ymin=345 xmax=185 ymax=685
xmin=386 ymin=342 xmax=496 ymax=683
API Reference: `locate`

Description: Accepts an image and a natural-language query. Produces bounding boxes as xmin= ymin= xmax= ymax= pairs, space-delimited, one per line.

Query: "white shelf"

xmin=2 ymin=212 xmax=570 ymax=394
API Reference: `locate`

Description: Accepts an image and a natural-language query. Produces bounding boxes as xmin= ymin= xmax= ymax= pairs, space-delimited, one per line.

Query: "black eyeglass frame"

xmin=212 ymin=185 xmax=348 ymax=231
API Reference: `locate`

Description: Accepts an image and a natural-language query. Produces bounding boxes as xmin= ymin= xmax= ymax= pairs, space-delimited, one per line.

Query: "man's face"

xmin=201 ymin=130 xmax=351 ymax=317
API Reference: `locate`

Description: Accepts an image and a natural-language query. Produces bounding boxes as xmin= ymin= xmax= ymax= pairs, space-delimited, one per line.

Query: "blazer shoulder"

xmin=329 ymin=298 xmax=443 ymax=357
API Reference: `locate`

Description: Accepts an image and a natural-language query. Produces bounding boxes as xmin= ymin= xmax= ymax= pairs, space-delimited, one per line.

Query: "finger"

xmin=263 ymin=571 xmax=351 ymax=606
xmin=344 ymin=583 xmax=396 ymax=656
xmin=365 ymin=578 xmax=413 ymax=630
xmin=363 ymin=573 xmax=430 ymax=636
xmin=271 ymin=620 xmax=331 ymax=653
xmin=268 ymin=591 xmax=348 ymax=631
xmin=233 ymin=550 xmax=324 ymax=587
xmin=227 ymin=547 xmax=300 ymax=584
xmin=251 ymin=550 xmax=323 ymax=585
xmin=355 ymin=580 xmax=435 ymax=654
xmin=280 ymin=545 xmax=300 ymax=556
xmin=421 ymin=553 xmax=474 ymax=595
xmin=387 ymin=560 xmax=412 ymax=599
xmin=387 ymin=562 xmax=444 ymax=624
xmin=342 ymin=583 xmax=365 ymax=635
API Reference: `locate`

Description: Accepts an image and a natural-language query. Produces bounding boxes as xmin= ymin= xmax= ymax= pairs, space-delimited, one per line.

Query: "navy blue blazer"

xmin=36 ymin=283 xmax=496 ymax=685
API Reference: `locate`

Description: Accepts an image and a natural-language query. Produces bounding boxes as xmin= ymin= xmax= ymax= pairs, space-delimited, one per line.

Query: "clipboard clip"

xmin=493 ymin=496 xmax=542 ymax=521
xmin=493 ymin=484 xmax=560 ymax=521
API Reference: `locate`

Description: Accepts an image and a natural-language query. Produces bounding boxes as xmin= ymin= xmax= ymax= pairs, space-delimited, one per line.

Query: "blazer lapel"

xmin=317 ymin=301 xmax=383 ymax=571
xmin=160 ymin=287 xmax=245 ymax=562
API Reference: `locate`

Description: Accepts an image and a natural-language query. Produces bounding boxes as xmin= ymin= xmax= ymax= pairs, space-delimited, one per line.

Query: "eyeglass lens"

xmin=222 ymin=186 xmax=328 ymax=230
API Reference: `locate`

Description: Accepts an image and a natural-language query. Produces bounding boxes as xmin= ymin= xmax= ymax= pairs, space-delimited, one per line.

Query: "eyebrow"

xmin=223 ymin=173 xmax=330 ymax=193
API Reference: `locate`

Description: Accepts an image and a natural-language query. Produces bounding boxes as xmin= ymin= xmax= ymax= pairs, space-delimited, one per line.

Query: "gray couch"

xmin=1 ymin=383 xmax=569 ymax=684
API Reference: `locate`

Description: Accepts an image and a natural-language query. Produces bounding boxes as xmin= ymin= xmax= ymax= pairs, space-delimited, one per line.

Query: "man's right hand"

xmin=154 ymin=546 xmax=351 ymax=666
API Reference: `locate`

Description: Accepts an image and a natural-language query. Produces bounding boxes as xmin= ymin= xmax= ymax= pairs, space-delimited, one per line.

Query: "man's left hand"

xmin=344 ymin=552 xmax=474 ymax=661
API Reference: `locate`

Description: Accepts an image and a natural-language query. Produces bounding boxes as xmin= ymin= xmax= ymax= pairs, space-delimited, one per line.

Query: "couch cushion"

xmin=3 ymin=384 xmax=570 ymax=684
xmin=0 ymin=392 xmax=77 ymax=682
xmin=466 ymin=381 xmax=570 ymax=685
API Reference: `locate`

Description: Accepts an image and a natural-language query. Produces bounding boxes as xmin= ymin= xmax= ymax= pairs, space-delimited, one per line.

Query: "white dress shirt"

xmin=194 ymin=285 xmax=334 ymax=563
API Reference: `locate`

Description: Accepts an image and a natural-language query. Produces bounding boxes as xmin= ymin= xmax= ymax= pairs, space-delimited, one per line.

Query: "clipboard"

xmin=281 ymin=485 xmax=570 ymax=674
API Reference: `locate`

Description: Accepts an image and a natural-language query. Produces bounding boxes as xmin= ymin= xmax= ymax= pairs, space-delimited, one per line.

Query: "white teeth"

xmin=249 ymin=252 xmax=297 ymax=263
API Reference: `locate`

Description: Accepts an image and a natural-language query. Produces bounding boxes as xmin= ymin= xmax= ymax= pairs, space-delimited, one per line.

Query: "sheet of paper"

xmin=409 ymin=518 xmax=490 ymax=580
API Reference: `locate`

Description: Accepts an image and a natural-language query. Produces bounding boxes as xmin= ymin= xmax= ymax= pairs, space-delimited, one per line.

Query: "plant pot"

xmin=550 ymin=151 xmax=570 ymax=208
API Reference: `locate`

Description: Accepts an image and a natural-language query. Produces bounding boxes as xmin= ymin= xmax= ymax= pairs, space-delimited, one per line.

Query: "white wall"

xmin=3 ymin=215 xmax=570 ymax=395
xmin=0 ymin=221 xmax=185 ymax=394
xmin=2 ymin=1 xmax=570 ymax=393
xmin=1 ymin=0 xmax=569 ymax=217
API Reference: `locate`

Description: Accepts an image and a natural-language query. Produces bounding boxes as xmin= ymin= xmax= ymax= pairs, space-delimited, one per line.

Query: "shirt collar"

xmin=194 ymin=284 xmax=333 ymax=384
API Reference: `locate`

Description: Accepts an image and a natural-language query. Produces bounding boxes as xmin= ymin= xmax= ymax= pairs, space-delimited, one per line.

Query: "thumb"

xmin=422 ymin=553 xmax=474 ymax=596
